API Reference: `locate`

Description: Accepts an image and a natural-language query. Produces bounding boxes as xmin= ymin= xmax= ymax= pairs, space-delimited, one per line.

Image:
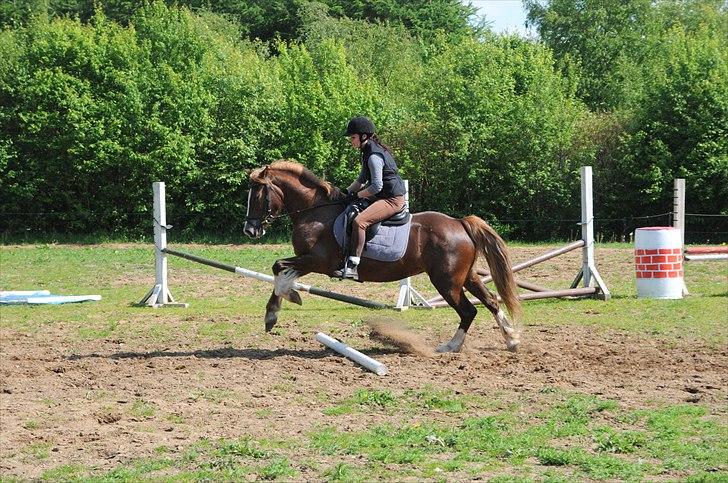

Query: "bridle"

xmin=245 ymin=182 xmax=276 ymax=227
xmin=245 ymin=181 xmax=343 ymax=227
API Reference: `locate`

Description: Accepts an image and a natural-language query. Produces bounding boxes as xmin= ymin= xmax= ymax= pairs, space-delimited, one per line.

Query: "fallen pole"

xmin=315 ymin=332 xmax=388 ymax=376
xmin=163 ymin=248 xmax=388 ymax=310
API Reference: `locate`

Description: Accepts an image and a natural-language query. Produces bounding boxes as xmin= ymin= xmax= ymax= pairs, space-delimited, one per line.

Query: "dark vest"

xmin=361 ymin=141 xmax=406 ymax=199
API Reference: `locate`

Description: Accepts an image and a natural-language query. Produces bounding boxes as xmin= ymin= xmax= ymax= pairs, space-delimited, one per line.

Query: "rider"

xmin=333 ymin=116 xmax=407 ymax=279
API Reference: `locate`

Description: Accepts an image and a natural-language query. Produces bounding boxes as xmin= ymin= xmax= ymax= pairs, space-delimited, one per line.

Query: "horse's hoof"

xmin=264 ymin=313 xmax=278 ymax=332
xmin=506 ymin=340 xmax=519 ymax=352
xmin=287 ymin=290 xmax=302 ymax=306
xmin=435 ymin=343 xmax=460 ymax=353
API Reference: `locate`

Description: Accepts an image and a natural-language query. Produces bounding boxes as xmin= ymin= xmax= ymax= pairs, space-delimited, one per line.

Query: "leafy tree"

xmin=604 ymin=24 xmax=728 ymax=239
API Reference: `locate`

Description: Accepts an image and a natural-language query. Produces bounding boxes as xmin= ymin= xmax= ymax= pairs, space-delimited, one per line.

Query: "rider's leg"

xmin=337 ymin=196 xmax=405 ymax=278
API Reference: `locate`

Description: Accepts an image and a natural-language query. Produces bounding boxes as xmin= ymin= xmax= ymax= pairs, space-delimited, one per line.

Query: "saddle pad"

xmin=333 ymin=212 xmax=412 ymax=262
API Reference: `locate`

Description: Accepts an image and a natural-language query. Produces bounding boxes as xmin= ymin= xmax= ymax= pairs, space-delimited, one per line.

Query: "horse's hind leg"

xmin=430 ymin=275 xmax=477 ymax=353
xmin=464 ymin=273 xmax=520 ymax=351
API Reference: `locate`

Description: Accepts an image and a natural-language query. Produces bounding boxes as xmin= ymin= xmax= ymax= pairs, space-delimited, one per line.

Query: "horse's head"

xmin=244 ymin=166 xmax=284 ymax=238
xmin=244 ymin=160 xmax=341 ymax=238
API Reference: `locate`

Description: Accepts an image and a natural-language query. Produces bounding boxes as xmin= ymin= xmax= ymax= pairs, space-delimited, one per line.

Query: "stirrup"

xmin=333 ymin=262 xmax=359 ymax=280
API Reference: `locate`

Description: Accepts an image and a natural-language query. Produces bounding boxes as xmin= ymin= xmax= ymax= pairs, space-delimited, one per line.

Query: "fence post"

xmin=672 ymin=178 xmax=689 ymax=295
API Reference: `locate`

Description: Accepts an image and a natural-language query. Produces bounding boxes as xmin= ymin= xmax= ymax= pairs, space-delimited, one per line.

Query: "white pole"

xmin=154 ymin=182 xmax=169 ymax=304
xmin=315 ymin=332 xmax=388 ymax=376
xmin=395 ymin=180 xmax=432 ymax=310
xmin=580 ymin=166 xmax=610 ymax=299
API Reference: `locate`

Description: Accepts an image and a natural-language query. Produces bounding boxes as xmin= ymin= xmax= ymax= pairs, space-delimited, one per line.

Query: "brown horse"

xmin=243 ymin=160 xmax=521 ymax=352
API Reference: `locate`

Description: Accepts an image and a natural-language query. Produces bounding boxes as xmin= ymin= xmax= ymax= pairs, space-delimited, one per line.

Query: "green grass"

xmin=2 ymin=243 xmax=727 ymax=481
xmin=1 ymin=243 xmax=724 ymax=346
xmin=23 ymin=390 xmax=728 ymax=481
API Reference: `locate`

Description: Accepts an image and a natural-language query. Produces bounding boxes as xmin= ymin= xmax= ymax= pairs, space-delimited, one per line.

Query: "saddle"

xmin=344 ymin=199 xmax=411 ymax=242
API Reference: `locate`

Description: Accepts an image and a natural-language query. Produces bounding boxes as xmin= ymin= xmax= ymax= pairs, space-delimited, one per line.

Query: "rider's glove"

xmin=343 ymin=190 xmax=358 ymax=204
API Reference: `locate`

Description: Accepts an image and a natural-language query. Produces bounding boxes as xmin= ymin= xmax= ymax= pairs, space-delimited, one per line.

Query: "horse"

xmin=243 ymin=160 xmax=521 ymax=352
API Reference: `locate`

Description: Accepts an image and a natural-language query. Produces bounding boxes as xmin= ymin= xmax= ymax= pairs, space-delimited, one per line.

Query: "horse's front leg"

xmin=264 ymin=255 xmax=318 ymax=332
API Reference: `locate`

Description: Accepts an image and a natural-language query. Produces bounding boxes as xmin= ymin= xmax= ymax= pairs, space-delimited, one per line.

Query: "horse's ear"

xmin=249 ymin=165 xmax=270 ymax=182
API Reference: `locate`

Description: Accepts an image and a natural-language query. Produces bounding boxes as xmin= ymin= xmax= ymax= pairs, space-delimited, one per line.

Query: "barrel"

xmin=634 ymin=227 xmax=683 ymax=299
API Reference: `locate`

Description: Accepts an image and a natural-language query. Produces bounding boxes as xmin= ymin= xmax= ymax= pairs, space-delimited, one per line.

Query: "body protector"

xmin=361 ymin=141 xmax=406 ymax=199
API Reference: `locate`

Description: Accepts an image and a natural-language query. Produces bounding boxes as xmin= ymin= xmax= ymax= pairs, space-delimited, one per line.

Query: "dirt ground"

xmin=1 ymin=246 xmax=727 ymax=479
xmin=2 ymin=322 xmax=726 ymax=478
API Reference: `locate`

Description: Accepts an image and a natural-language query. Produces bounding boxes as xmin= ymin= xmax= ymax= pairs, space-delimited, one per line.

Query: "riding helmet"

xmin=345 ymin=116 xmax=376 ymax=136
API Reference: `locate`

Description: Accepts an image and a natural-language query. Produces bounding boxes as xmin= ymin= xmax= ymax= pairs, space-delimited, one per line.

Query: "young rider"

xmin=333 ymin=116 xmax=407 ymax=279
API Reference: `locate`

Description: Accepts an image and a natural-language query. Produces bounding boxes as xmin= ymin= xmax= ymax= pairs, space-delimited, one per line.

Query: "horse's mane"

xmin=250 ymin=160 xmax=340 ymax=200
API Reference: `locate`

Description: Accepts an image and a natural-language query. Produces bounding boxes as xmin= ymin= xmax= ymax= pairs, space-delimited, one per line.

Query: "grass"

xmin=42 ymin=390 xmax=722 ymax=481
xmin=1 ymin=242 xmax=726 ymax=481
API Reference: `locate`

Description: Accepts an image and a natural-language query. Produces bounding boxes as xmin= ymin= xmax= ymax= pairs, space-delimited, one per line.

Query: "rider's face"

xmin=349 ymin=134 xmax=361 ymax=149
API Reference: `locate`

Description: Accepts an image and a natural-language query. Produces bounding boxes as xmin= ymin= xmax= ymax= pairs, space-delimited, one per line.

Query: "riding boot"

xmin=333 ymin=260 xmax=359 ymax=280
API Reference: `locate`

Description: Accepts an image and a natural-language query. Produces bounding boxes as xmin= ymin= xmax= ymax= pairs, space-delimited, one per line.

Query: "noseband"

xmin=245 ymin=180 xmax=348 ymax=226
xmin=245 ymin=182 xmax=275 ymax=227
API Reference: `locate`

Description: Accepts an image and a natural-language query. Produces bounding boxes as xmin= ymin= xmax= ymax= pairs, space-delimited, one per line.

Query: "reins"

xmin=268 ymin=200 xmax=344 ymax=221
xmin=246 ymin=179 xmax=345 ymax=227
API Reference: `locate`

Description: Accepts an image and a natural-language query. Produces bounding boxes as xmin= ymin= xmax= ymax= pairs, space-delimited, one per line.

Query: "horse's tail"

xmin=460 ymin=215 xmax=521 ymax=320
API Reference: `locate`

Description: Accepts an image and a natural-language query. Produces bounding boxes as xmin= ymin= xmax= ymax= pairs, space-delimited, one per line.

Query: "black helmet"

xmin=345 ymin=116 xmax=375 ymax=136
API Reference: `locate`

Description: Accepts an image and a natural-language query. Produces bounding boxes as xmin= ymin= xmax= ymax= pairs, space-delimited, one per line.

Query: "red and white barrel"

xmin=634 ymin=227 xmax=683 ymax=299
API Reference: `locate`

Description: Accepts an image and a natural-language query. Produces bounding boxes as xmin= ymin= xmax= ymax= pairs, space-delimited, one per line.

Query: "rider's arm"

xmin=347 ymin=164 xmax=368 ymax=194
xmin=360 ymin=154 xmax=384 ymax=199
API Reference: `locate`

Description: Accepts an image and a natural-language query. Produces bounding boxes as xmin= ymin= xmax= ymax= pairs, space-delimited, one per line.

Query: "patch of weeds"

xmin=576 ymin=452 xmax=648 ymax=480
xmin=23 ymin=442 xmax=53 ymax=460
xmin=353 ymin=389 xmax=396 ymax=408
xmin=540 ymin=394 xmax=618 ymax=437
xmin=166 ymin=413 xmax=184 ymax=424
xmin=325 ymin=462 xmax=361 ymax=481
xmin=640 ymin=405 xmax=728 ymax=473
xmin=41 ymin=463 xmax=86 ymax=481
xmin=537 ymin=447 xmax=576 ymax=466
xmin=41 ymin=397 xmax=58 ymax=408
xmin=258 ymin=457 xmax=296 ymax=480
xmin=406 ymin=386 xmax=466 ymax=413
xmin=271 ymin=382 xmax=295 ymax=394
xmin=311 ymin=423 xmax=451 ymax=465
xmin=538 ymin=446 xmax=648 ymax=479
xmin=324 ymin=389 xmax=397 ymax=415
xmin=488 ymin=475 xmax=534 ymax=483
xmin=100 ymin=458 xmax=175 ymax=480
xmin=255 ymin=408 xmax=273 ymax=418
xmin=218 ymin=437 xmax=269 ymax=459
xmin=23 ymin=419 xmax=39 ymax=430
xmin=190 ymin=388 xmax=234 ymax=403
xmin=593 ymin=427 xmax=646 ymax=453
xmin=130 ymin=399 xmax=156 ymax=419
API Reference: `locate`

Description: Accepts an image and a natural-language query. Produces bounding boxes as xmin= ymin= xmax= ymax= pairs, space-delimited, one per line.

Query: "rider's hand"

xmin=343 ymin=190 xmax=358 ymax=204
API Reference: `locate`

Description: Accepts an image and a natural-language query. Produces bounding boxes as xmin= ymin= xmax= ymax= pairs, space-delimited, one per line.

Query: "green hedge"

xmin=1 ymin=1 xmax=726 ymax=242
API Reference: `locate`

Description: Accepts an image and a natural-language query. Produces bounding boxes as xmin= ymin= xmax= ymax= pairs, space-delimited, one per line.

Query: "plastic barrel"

xmin=634 ymin=227 xmax=683 ymax=299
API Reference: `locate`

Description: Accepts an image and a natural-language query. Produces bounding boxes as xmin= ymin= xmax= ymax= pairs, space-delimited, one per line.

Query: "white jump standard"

xmin=140 ymin=182 xmax=387 ymax=309
xmin=426 ymin=166 xmax=610 ymax=306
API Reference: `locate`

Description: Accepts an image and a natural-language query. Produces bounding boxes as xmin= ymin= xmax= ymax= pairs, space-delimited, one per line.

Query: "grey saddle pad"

xmin=333 ymin=212 xmax=412 ymax=262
